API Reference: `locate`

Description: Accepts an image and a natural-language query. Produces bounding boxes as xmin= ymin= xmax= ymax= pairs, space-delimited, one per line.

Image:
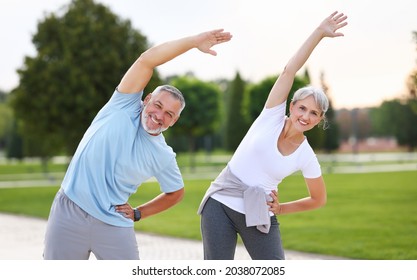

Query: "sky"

xmin=1 ymin=0 xmax=416 ymax=109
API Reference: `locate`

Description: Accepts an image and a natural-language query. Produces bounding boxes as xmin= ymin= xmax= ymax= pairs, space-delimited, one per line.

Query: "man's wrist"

xmin=133 ymin=208 xmax=141 ymax=222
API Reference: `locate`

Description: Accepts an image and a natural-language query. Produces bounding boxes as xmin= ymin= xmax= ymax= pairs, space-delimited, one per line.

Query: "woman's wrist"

xmin=277 ymin=204 xmax=283 ymax=215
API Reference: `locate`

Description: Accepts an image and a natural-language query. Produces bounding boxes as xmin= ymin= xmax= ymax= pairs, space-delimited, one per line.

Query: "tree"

xmin=0 ymin=90 xmax=7 ymax=102
xmin=0 ymin=99 xmax=13 ymax=152
xmin=6 ymin=120 xmax=24 ymax=160
xmin=320 ymin=72 xmax=339 ymax=153
xmin=0 ymin=91 xmax=25 ymax=161
xmin=213 ymin=77 xmax=230 ymax=150
xmin=245 ymin=76 xmax=275 ymax=124
xmin=224 ymin=72 xmax=249 ymax=151
xmin=245 ymin=75 xmax=309 ymax=124
xmin=10 ymin=0 xmax=160 ymax=160
xmin=372 ymin=100 xmax=417 ymax=151
xmin=370 ymin=30 xmax=417 ymax=150
xmin=168 ymin=76 xmax=222 ymax=169
xmin=407 ymin=70 xmax=417 ymax=99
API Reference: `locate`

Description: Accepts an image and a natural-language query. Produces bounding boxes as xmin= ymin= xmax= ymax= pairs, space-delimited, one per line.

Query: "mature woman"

xmin=198 ymin=11 xmax=348 ymax=260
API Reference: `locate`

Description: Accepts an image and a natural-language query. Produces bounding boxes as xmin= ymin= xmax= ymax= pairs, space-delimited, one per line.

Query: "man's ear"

xmin=143 ymin=93 xmax=152 ymax=105
xmin=169 ymin=115 xmax=180 ymax=127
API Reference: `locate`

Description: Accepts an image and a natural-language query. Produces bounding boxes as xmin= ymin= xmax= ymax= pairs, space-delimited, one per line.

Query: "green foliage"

xmin=371 ymin=99 xmax=417 ymax=150
xmin=304 ymin=123 xmax=325 ymax=149
xmin=171 ymin=76 xmax=222 ymax=136
xmin=168 ymin=76 xmax=222 ymax=151
xmin=0 ymin=90 xmax=7 ymax=102
xmin=5 ymin=120 xmax=24 ymax=160
xmin=0 ymin=92 xmax=23 ymax=159
xmin=0 ymin=103 xmax=13 ymax=144
xmin=320 ymin=73 xmax=339 ymax=152
xmin=10 ymin=0 xmax=160 ymax=157
xmin=245 ymin=75 xmax=276 ymax=122
xmin=245 ymin=75 xmax=309 ymax=124
xmin=224 ymin=72 xmax=249 ymax=151
xmin=322 ymin=100 xmax=340 ymax=152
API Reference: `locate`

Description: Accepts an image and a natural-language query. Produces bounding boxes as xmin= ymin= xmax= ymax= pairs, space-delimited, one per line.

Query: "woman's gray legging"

xmin=200 ymin=197 xmax=285 ymax=260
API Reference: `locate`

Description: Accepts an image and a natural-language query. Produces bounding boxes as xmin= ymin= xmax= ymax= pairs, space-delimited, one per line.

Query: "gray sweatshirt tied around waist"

xmin=197 ymin=165 xmax=273 ymax=234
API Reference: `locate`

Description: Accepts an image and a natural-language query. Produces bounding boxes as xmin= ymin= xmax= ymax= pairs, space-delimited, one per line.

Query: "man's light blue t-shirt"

xmin=62 ymin=89 xmax=184 ymax=227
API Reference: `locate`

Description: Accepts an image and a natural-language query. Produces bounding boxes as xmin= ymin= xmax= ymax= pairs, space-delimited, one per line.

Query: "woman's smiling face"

xmin=289 ymin=95 xmax=323 ymax=132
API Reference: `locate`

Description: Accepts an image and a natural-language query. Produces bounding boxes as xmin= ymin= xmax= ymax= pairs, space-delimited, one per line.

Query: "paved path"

xmin=0 ymin=213 xmax=344 ymax=260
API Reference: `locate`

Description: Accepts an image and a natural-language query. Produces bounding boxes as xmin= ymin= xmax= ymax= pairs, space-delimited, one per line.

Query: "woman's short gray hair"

xmin=152 ymin=85 xmax=186 ymax=113
xmin=291 ymin=86 xmax=329 ymax=129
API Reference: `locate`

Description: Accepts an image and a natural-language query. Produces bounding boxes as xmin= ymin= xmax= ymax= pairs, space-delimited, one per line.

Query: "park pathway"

xmin=0 ymin=212 xmax=344 ymax=260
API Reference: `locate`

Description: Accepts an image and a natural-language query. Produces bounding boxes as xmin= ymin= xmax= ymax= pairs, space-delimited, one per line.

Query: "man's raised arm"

xmin=118 ymin=29 xmax=232 ymax=94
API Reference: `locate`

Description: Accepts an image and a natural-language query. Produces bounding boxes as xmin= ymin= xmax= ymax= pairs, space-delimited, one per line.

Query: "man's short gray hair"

xmin=152 ymin=85 xmax=186 ymax=113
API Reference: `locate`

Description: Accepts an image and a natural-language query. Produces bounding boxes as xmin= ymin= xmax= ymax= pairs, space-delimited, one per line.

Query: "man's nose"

xmin=154 ymin=111 xmax=163 ymax=121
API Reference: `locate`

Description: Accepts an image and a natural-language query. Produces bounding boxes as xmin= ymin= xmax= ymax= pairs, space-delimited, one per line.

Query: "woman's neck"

xmin=282 ymin=117 xmax=304 ymax=144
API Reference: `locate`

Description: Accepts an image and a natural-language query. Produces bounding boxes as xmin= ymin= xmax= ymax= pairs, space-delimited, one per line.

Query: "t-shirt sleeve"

xmin=107 ymin=88 xmax=143 ymax=115
xmin=90 ymin=89 xmax=143 ymax=128
xmin=258 ymin=102 xmax=286 ymax=122
xmin=247 ymin=102 xmax=287 ymax=133
xmin=154 ymin=157 xmax=184 ymax=193
xmin=301 ymin=154 xmax=322 ymax=178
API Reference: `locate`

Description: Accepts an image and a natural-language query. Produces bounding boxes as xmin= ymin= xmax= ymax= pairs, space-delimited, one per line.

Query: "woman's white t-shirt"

xmin=211 ymin=102 xmax=322 ymax=214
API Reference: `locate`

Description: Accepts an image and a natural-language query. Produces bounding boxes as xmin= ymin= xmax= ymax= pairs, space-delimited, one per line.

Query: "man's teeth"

xmin=151 ymin=116 xmax=160 ymax=124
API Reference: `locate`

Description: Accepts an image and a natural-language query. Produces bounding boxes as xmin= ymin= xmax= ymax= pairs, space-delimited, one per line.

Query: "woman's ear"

xmin=289 ymin=101 xmax=294 ymax=112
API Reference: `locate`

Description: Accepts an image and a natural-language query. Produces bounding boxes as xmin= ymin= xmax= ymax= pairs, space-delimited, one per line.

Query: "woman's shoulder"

xmin=258 ymin=101 xmax=287 ymax=119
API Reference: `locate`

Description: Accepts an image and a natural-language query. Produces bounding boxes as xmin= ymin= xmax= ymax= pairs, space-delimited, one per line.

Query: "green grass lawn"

xmin=0 ymin=162 xmax=68 ymax=175
xmin=0 ymin=171 xmax=416 ymax=259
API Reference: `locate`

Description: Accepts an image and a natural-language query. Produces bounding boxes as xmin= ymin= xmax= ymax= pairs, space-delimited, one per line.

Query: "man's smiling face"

xmin=141 ymin=91 xmax=181 ymax=135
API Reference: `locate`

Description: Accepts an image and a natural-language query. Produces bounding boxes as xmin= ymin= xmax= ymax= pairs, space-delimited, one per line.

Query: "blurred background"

xmin=1 ymin=0 xmax=416 ymax=164
xmin=0 ymin=0 xmax=416 ymax=260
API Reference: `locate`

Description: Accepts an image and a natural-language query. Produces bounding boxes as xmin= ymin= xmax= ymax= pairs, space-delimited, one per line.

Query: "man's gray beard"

xmin=140 ymin=113 xmax=167 ymax=135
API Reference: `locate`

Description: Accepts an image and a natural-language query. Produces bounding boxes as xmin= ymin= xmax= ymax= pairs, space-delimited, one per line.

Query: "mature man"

xmin=43 ymin=29 xmax=232 ymax=260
